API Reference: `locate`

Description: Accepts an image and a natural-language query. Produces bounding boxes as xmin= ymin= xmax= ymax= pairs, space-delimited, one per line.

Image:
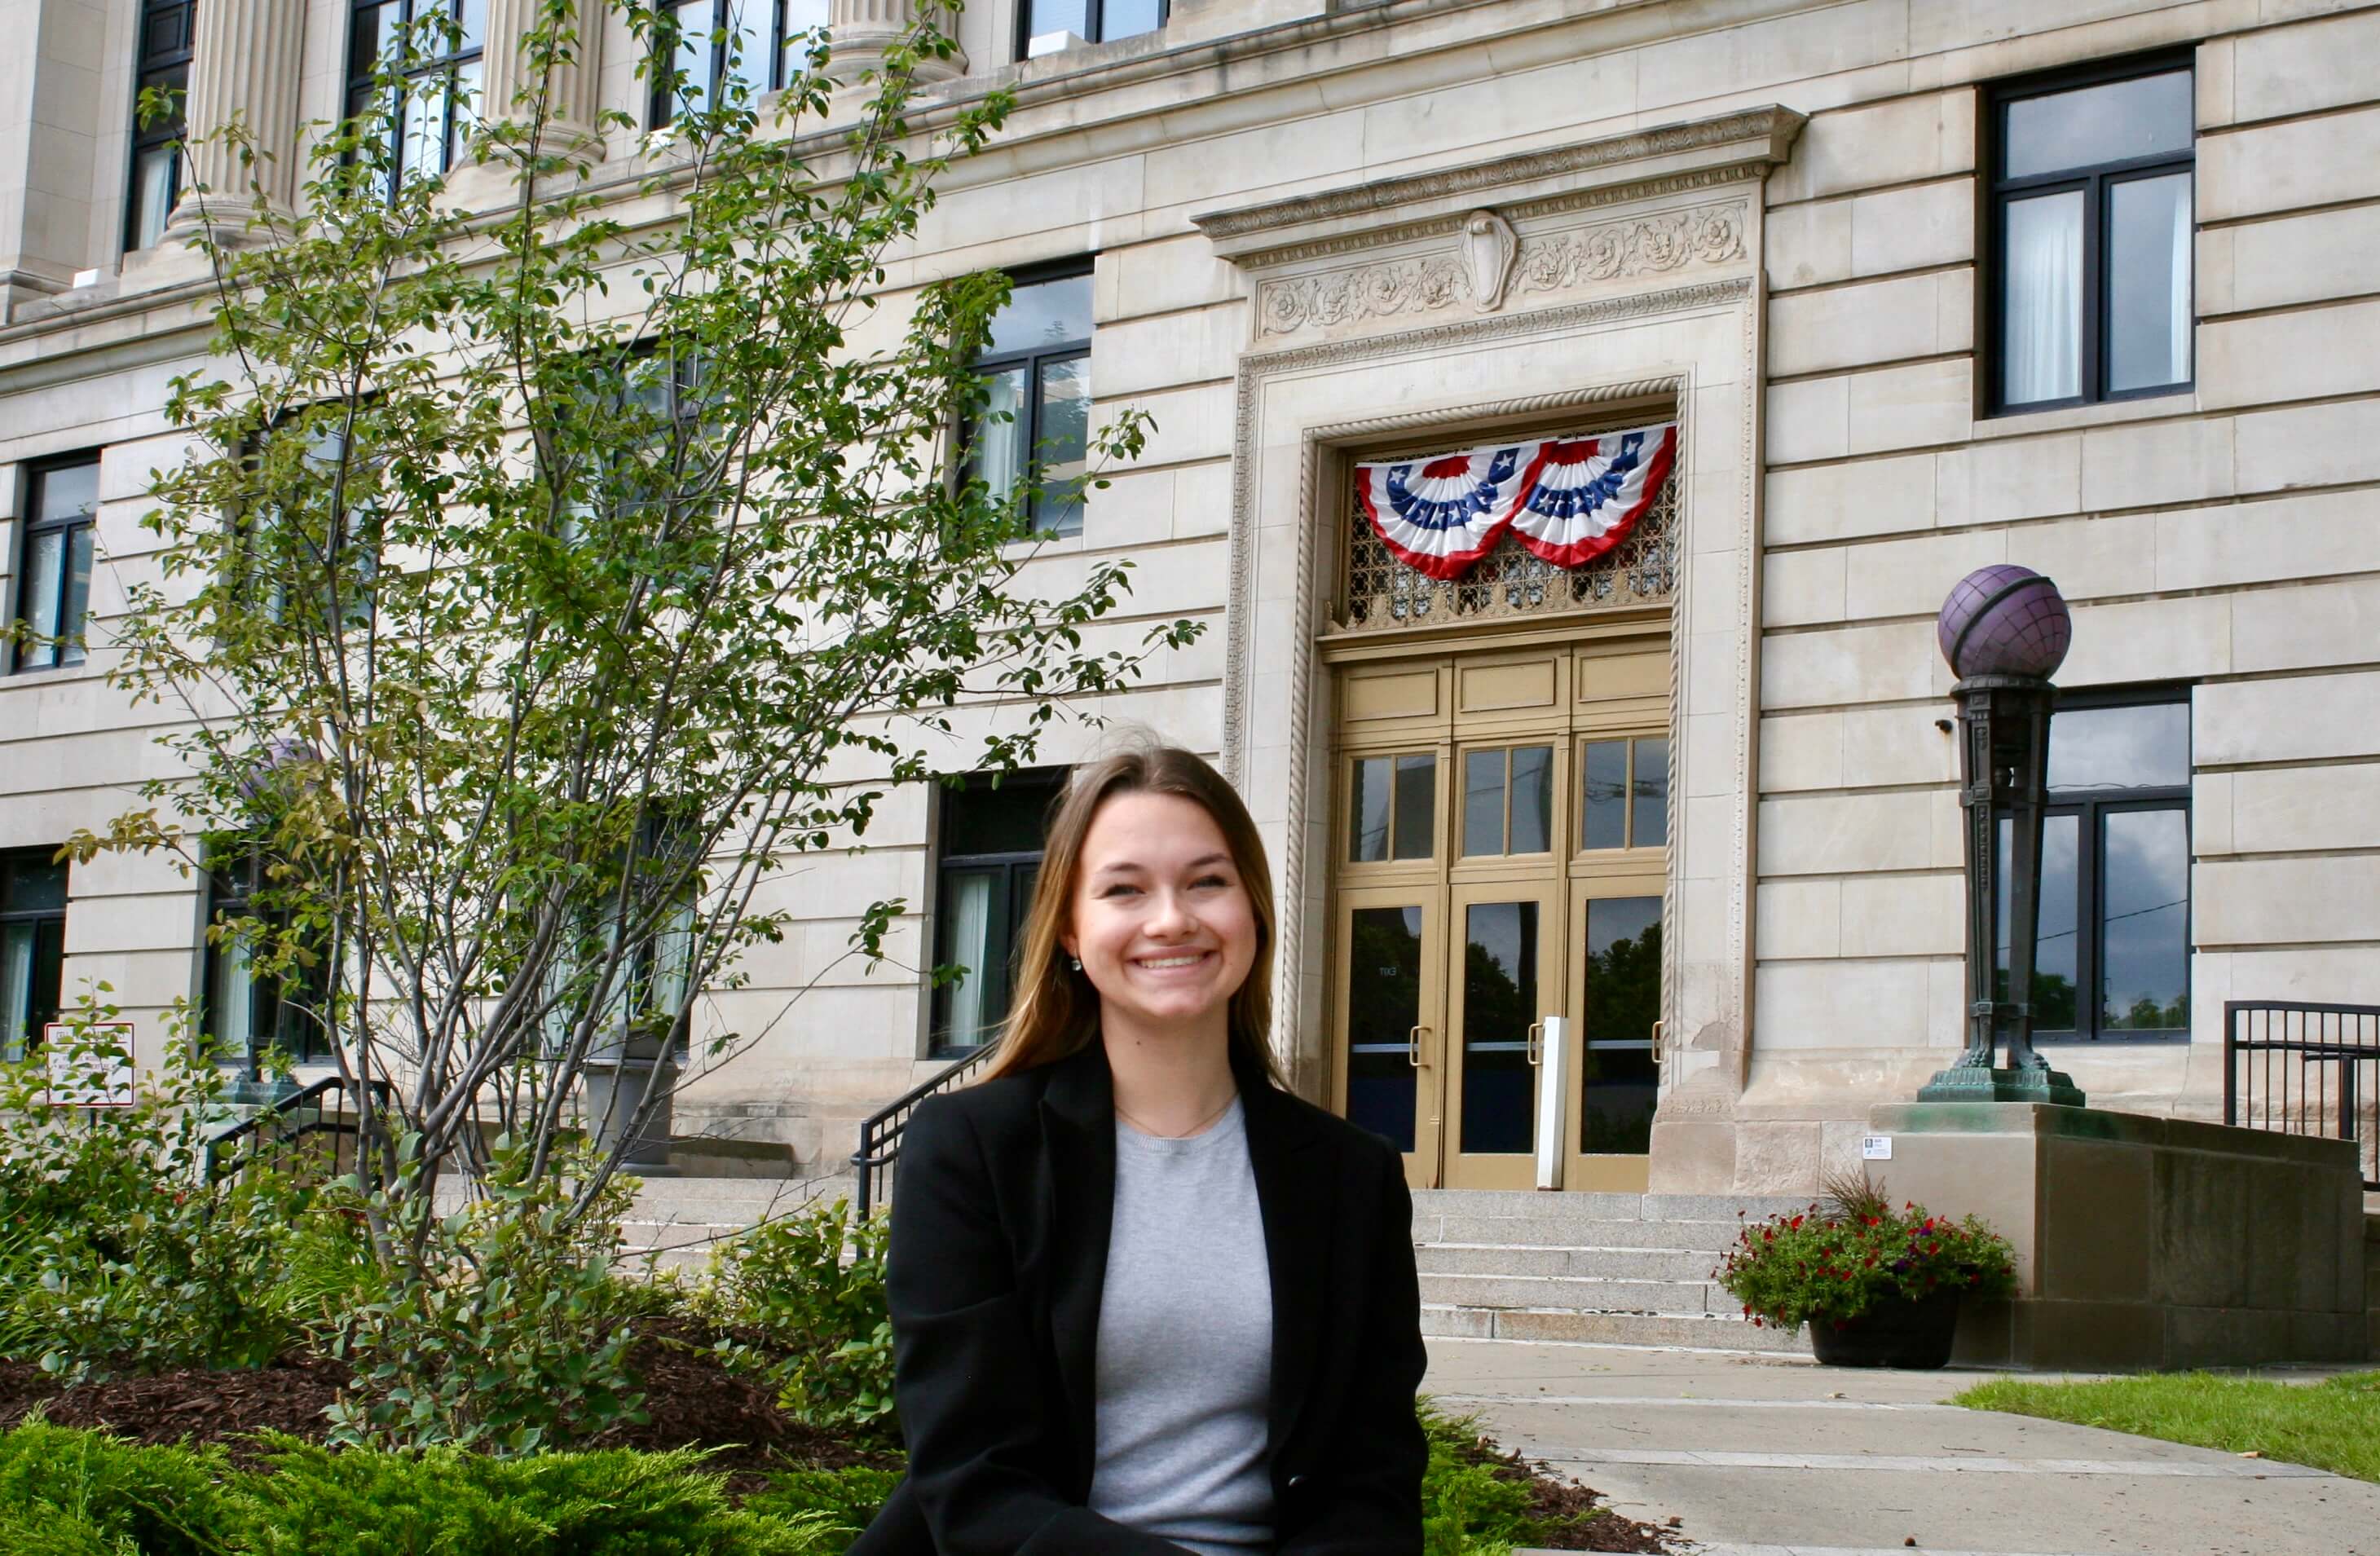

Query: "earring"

xmin=1067 ymin=955 xmax=1083 ymax=972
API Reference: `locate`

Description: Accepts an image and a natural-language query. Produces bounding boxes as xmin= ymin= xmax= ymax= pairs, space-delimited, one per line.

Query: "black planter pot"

xmin=1808 ymin=1289 xmax=1964 ymax=1369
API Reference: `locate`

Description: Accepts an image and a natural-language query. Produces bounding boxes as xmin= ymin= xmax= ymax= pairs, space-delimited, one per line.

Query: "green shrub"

xmin=1417 ymin=1404 xmax=1539 ymax=1556
xmin=699 ymin=1201 xmax=897 ymax=1446
xmin=228 ymin=1437 xmax=844 ymax=1554
xmin=0 ymin=996 xmax=311 ymax=1382
xmin=324 ymin=1139 xmax=647 ymax=1455
xmin=1714 ymin=1174 xmax=2018 ymax=1333
xmin=741 ymin=1463 xmax=903 ymax=1534
xmin=0 ymin=1420 xmax=230 ymax=1556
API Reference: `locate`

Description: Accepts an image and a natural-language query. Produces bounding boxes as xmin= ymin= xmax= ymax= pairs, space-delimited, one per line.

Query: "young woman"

xmin=852 ymin=744 xmax=1426 ymax=1555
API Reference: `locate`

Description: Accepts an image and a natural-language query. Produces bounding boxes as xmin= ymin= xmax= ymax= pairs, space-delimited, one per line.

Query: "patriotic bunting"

xmin=1353 ymin=422 xmax=1676 ymax=580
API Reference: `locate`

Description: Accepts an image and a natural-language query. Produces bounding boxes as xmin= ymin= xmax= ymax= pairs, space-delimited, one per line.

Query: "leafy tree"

xmin=76 ymin=0 xmax=1188 ymax=1284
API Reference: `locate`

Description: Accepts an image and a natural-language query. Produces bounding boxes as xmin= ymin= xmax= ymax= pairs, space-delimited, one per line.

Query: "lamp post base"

xmin=1916 ymin=1064 xmax=2086 ymax=1107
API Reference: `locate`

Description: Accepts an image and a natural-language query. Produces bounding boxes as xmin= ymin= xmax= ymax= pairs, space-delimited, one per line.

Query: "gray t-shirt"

xmin=1087 ymin=1097 xmax=1275 ymax=1556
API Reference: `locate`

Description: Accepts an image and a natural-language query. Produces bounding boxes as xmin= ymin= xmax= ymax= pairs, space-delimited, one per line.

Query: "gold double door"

xmin=1328 ymin=638 xmax=1670 ymax=1192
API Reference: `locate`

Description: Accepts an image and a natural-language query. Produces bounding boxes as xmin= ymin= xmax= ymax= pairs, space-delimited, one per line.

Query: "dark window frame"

xmin=1013 ymin=0 xmax=1170 ymax=60
xmin=1985 ymin=50 xmax=2197 ymax=416
xmin=201 ymin=842 xmax=334 ymax=1073
xmin=650 ymin=0 xmax=830 ymax=128
xmin=0 ymin=849 xmax=68 ymax=1061
xmin=346 ymin=0 xmax=484 ymax=197
xmin=125 ymin=0 xmax=196 ymax=253
xmin=13 ymin=453 xmax=101 ymax=674
xmin=929 ymin=767 xmax=1064 ymax=1056
xmin=1999 ymin=683 xmax=2193 ymax=1044
xmin=963 ymin=258 xmax=1093 ymax=538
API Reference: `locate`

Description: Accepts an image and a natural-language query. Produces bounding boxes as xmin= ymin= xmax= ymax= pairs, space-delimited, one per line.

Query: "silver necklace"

xmin=1116 ymin=1090 xmax=1238 ymax=1139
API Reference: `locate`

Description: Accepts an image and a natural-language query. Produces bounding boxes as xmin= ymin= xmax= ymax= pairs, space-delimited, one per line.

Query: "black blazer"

xmin=849 ymin=1042 xmax=1426 ymax=1556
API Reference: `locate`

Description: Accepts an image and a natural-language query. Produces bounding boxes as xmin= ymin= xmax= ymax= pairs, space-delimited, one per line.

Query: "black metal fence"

xmin=2224 ymin=1000 xmax=2380 ymax=1190
xmin=851 ymin=1045 xmax=997 ymax=1218
xmin=202 ymin=1074 xmax=391 ymax=1186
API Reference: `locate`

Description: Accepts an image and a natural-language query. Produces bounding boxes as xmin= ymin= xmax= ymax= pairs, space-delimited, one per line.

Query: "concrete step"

xmin=1413 ymin=1242 xmax=1721 ymax=1282
xmin=1411 ymin=1190 xmax=1813 ymax=1222
xmin=1421 ymin=1213 xmax=1761 ymax=1252
xmin=1421 ymin=1303 xmax=1809 ymax=1354
xmin=1417 ymin=1272 xmax=1721 ymax=1314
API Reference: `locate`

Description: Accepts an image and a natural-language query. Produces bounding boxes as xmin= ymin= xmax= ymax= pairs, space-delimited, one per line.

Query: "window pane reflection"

xmin=1581 ymin=740 xmax=1626 ymax=850
xmin=1346 ymin=906 xmax=1422 ymax=1153
xmin=1633 ymin=736 xmax=1668 ymax=847
xmin=1460 ymin=900 xmax=1536 ymax=1155
xmin=1462 ymin=749 xmax=1504 ymax=857
xmin=1580 ymin=896 xmax=1659 ymax=1154
xmin=2108 ymin=173 xmax=2193 ymax=393
xmin=1351 ymin=757 xmax=1390 ymax=862
xmin=1034 ymin=355 xmax=1088 ymax=533
xmin=2003 ymin=71 xmax=2193 ymax=179
xmin=2048 ymin=702 xmax=2188 ymax=791
xmin=1507 ymin=746 xmax=1551 ymax=854
xmin=1997 ymin=813 xmax=2079 ymax=1032
xmin=2102 ymin=809 xmax=2188 ymax=1033
xmin=1392 ymin=755 xmax=1434 ymax=861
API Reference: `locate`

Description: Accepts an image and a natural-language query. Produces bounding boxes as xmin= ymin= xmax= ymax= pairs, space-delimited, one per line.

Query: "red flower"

xmin=1789 ymin=1214 xmax=1804 ymax=1230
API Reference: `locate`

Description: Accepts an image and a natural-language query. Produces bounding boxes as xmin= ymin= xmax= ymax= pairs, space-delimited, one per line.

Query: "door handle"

xmin=1652 ymin=1020 xmax=1665 ymax=1059
xmin=1526 ymin=1020 xmax=1545 ymax=1066
xmin=1408 ymin=1025 xmax=1429 ymax=1067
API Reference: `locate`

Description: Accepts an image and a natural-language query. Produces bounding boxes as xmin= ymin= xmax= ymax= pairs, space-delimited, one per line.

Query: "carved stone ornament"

xmin=1254 ymin=200 xmax=1749 ymax=338
xmin=1461 ymin=209 xmax=1518 ymax=312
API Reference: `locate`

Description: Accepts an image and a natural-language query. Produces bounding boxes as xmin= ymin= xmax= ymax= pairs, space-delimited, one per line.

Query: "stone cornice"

xmin=1192 ymin=106 xmax=1805 ymax=271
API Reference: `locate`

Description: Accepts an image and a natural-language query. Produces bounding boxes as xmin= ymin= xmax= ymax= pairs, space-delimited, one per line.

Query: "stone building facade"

xmin=3 ymin=0 xmax=2376 ymax=1195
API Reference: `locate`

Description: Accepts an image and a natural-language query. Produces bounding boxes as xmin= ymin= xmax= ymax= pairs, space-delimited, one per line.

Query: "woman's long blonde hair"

xmin=981 ymin=744 xmax=1283 ymax=1087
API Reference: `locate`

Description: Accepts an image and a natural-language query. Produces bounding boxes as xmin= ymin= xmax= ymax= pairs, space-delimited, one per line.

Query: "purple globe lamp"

xmin=1918 ymin=566 xmax=2087 ymax=1107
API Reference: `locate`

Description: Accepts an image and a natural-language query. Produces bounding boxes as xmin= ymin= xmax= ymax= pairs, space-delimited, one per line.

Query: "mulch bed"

xmin=1461 ymin=1428 xmax=1681 ymax=1554
xmin=0 ymin=1315 xmax=897 ymax=1492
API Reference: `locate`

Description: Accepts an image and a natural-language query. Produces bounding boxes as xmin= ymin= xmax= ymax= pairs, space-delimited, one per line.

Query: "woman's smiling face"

xmin=1063 ymin=791 xmax=1258 ymax=1037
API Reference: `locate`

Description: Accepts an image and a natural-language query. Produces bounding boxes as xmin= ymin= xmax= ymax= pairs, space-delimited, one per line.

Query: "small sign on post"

xmin=46 ymin=1022 xmax=136 ymax=1109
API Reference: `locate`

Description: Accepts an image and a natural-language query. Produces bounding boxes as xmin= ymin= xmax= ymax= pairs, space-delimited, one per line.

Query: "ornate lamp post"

xmin=1919 ymin=565 xmax=2086 ymax=1107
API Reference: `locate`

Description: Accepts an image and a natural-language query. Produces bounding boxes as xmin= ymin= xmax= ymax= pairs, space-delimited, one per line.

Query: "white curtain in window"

xmin=2003 ymin=192 xmax=2083 ymax=405
xmin=942 ymin=873 xmax=994 ymax=1047
xmin=2166 ymin=179 xmax=2193 ymax=386
xmin=0 ymin=925 xmax=33 ymax=1064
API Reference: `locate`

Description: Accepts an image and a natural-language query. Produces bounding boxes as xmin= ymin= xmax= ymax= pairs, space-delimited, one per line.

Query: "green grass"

xmin=1955 ymin=1370 xmax=2380 ymax=1483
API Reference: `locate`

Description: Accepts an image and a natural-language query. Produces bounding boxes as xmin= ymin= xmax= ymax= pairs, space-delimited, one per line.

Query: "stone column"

xmin=829 ymin=0 xmax=966 ymax=88
xmin=480 ymin=0 xmax=606 ymax=167
xmin=163 ymin=0 xmax=305 ymax=240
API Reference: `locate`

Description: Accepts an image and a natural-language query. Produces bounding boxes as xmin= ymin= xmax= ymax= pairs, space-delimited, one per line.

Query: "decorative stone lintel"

xmin=1191 ymin=104 xmax=1805 ymax=272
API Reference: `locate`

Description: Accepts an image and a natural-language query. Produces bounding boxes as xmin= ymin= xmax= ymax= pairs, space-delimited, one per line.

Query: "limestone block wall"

xmin=1746 ymin=1 xmax=2380 ymax=1192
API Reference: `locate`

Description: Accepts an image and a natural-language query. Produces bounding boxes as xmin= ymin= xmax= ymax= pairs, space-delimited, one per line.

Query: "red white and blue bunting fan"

xmin=1353 ymin=422 xmax=1676 ymax=580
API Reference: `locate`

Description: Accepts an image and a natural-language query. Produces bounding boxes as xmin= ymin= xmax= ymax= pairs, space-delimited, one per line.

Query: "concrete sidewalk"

xmin=1423 ymin=1338 xmax=2379 ymax=1556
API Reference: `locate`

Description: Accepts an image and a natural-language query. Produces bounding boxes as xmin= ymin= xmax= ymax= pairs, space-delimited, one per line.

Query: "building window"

xmin=963 ymin=266 xmax=1091 ymax=536
xmin=652 ymin=0 xmax=830 ymax=126
xmin=245 ymin=420 xmax=381 ymax=630
xmin=126 ymin=0 xmax=196 ymax=251
xmin=349 ymin=0 xmax=483 ymax=195
xmin=0 ymin=850 xmax=67 ymax=1062
xmin=1997 ymin=688 xmax=2191 ymax=1042
xmin=932 ymin=768 xmax=1062 ymax=1054
xmin=543 ymin=813 xmax=699 ymax=1060
xmin=1989 ymin=56 xmax=2194 ymax=413
xmin=203 ymin=843 xmax=333 ymax=1070
xmin=1017 ymin=0 xmax=1165 ymax=58
xmin=13 ymin=456 xmax=99 ymax=672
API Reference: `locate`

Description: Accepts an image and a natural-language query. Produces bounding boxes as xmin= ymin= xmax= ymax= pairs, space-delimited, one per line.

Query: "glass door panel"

xmin=1565 ymin=879 xmax=1663 ymax=1192
xmin=1443 ymin=881 xmax=1557 ymax=1190
xmin=1333 ymin=887 xmax=1442 ymax=1188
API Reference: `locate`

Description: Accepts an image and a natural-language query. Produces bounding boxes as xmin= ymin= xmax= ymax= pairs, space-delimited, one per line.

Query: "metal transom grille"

xmin=1338 ymin=423 xmax=1678 ymax=633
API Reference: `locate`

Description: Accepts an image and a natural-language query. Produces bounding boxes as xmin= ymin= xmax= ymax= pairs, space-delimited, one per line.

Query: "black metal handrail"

xmin=2225 ymin=1000 xmax=2380 ymax=1190
xmin=851 ymin=1045 xmax=997 ymax=1218
xmin=201 ymin=1074 xmax=391 ymax=1185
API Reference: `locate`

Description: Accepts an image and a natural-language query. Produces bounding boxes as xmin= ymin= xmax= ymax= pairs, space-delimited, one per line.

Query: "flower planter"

xmin=1809 ymin=1288 xmax=1964 ymax=1369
